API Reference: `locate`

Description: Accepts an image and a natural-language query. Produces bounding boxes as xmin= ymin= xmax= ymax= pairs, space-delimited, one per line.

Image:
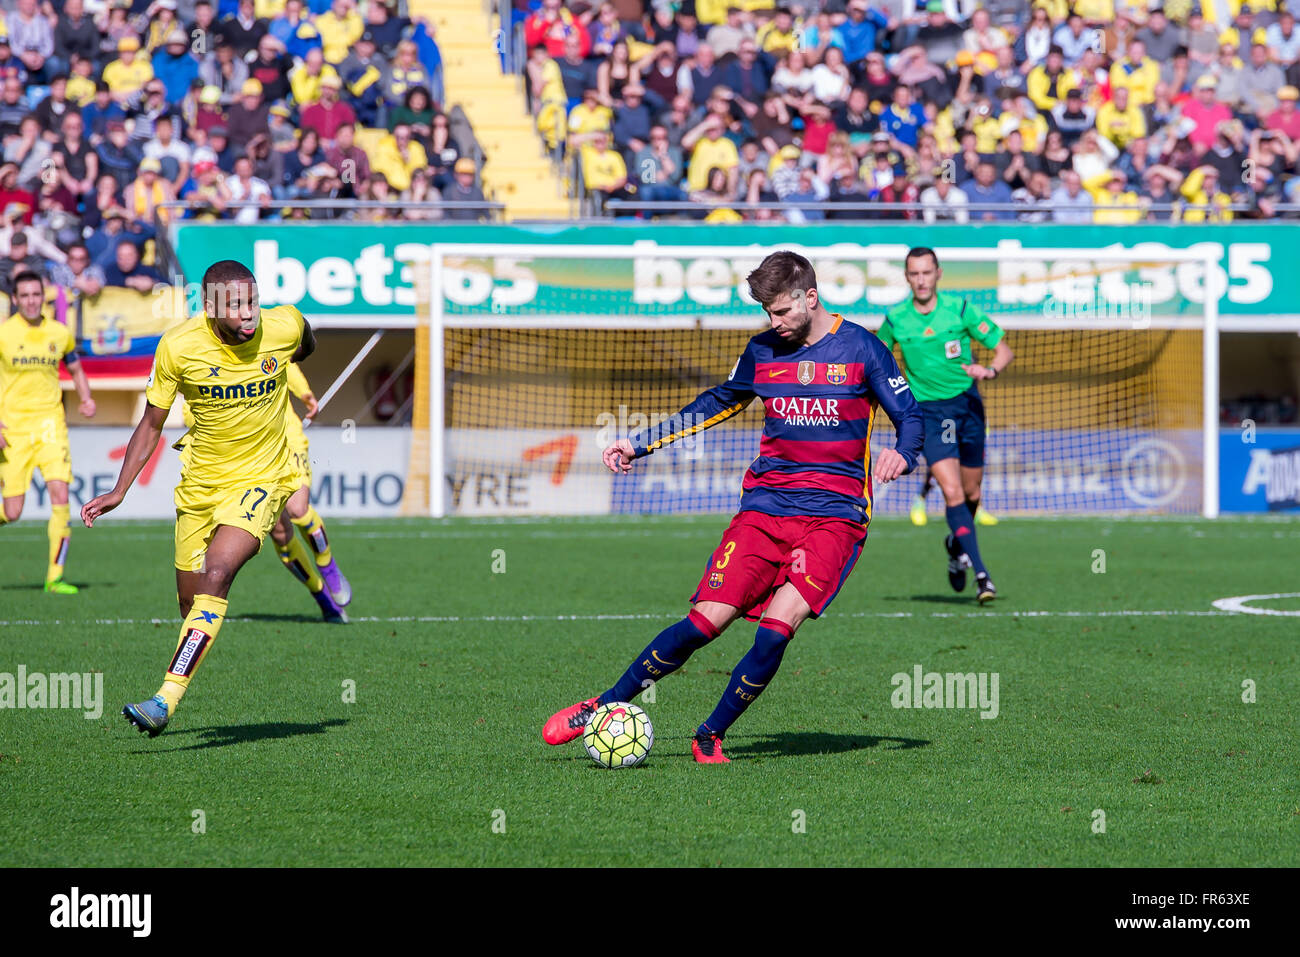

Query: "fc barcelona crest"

xmin=708 ymin=571 xmax=725 ymax=589
xmin=261 ymin=356 xmax=278 ymax=375
xmin=797 ymin=360 xmax=815 ymax=385
xmin=826 ymin=363 xmax=847 ymax=385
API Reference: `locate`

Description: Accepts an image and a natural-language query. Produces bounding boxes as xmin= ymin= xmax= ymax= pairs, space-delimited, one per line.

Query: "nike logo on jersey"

xmin=767 ymin=369 xmax=788 ymax=377
xmin=804 ymin=576 xmax=824 ymax=592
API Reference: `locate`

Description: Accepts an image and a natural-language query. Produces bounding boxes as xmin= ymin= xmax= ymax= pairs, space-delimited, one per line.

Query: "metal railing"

xmin=603 ymin=199 xmax=1261 ymax=219
xmin=156 ymin=199 xmax=507 ymax=220
xmin=496 ymin=0 xmax=527 ymax=76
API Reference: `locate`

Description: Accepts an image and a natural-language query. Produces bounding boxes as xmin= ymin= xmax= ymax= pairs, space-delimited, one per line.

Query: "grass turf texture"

xmin=1 ymin=514 xmax=1296 ymax=867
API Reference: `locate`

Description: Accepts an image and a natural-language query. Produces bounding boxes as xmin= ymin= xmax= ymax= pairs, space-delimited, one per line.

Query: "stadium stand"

xmin=502 ymin=0 xmax=1300 ymax=221
xmin=0 ymin=0 xmax=504 ymax=302
xmin=431 ymin=0 xmax=569 ymax=218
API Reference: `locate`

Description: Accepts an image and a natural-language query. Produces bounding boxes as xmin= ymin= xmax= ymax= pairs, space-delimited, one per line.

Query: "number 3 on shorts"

xmin=239 ymin=486 xmax=268 ymax=520
xmin=716 ymin=541 xmax=736 ymax=569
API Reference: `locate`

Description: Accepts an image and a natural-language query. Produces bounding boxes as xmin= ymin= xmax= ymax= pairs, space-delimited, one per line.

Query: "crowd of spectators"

xmin=0 ymin=0 xmax=481 ymax=300
xmin=521 ymin=0 xmax=1300 ymax=222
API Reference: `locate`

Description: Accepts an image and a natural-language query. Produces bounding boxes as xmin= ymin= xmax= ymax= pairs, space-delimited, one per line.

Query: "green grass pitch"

xmin=1 ymin=514 xmax=1296 ymax=867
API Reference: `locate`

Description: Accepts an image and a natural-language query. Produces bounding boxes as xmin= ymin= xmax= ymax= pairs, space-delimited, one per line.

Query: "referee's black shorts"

xmin=919 ymin=385 xmax=986 ymax=469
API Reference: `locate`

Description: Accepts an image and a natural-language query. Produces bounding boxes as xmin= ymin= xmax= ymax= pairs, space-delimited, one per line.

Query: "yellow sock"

xmin=276 ymin=536 xmax=324 ymax=593
xmin=47 ymin=505 xmax=70 ymax=582
xmin=157 ymin=594 xmax=228 ymax=712
xmin=292 ymin=506 xmax=334 ymax=567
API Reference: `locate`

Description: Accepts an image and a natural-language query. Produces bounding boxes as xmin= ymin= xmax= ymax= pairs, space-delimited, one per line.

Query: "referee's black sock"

xmin=945 ymin=503 xmax=987 ymax=576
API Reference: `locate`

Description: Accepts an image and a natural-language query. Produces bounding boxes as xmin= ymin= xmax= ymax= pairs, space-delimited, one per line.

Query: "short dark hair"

xmin=746 ymin=251 xmax=817 ymax=308
xmin=905 ymin=247 xmax=939 ymax=269
xmin=202 ymin=259 xmax=256 ymax=303
xmin=12 ymin=270 xmax=43 ymax=291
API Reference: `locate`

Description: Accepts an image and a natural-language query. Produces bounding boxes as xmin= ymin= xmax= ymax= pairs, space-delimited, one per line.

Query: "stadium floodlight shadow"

xmin=131 ymin=718 xmax=349 ymax=753
xmin=723 ymin=731 xmax=930 ymax=760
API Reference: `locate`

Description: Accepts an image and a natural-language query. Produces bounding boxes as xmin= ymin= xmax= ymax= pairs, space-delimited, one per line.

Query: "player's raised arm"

xmin=865 ymin=333 xmax=924 ymax=485
xmin=82 ymin=401 xmax=169 ymax=526
xmin=603 ymin=347 xmax=758 ymax=473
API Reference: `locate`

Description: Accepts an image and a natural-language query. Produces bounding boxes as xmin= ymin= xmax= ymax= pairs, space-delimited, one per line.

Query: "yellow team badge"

xmin=261 ymin=356 xmax=278 ymax=375
xmin=827 ymin=363 xmax=847 ymax=385
xmin=708 ymin=571 xmax=724 ymax=589
xmin=797 ymin=360 xmax=815 ymax=385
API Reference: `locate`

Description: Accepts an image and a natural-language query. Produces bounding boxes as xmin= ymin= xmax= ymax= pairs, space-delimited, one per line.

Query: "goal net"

xmin=410 ymin=243 xmax=1221 ymax=519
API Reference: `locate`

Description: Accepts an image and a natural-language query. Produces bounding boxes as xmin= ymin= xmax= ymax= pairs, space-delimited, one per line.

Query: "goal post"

xmin=414 ymin=242 xmax=1222 ymax=519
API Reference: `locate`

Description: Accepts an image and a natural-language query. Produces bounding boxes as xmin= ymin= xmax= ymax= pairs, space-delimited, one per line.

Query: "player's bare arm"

xmin=67 ymin=355 xmax=96 ymax=419
xmin=962 ymin=341 xmax=1014 ymax=380
xmin=81 ymin=402 xmax=169 ymax=527
xmin=292 ymin=317 xmax=316 ymax=363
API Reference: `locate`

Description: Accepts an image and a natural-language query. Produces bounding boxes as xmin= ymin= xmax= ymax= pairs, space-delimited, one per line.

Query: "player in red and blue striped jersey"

xmin=543 ymin=251 xmax=924 ymax=763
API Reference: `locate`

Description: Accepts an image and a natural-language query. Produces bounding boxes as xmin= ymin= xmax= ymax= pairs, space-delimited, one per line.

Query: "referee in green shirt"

xmin=877 ymin=248 xmax=1014 ymax=603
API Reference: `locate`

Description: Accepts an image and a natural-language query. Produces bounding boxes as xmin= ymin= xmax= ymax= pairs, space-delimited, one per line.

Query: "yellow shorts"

xmin=288 ymin=445 xmax=311 ymax=490
xmin=173 ymin=480 xmax=294 ymax=572
xmin=0 ymin=415 xmax=71 ymax=497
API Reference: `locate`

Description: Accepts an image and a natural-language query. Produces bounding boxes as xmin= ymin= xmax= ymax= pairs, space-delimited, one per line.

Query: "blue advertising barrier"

xmin=610 ymin=425 xmax=1203 ymax=516
xmin=1219 ymin=427 xmax=1300 ymax=512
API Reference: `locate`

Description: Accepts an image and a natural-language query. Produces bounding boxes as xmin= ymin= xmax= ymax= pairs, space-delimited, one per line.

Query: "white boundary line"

xmin=1210 ymin=593 xmax=1300 ymax=617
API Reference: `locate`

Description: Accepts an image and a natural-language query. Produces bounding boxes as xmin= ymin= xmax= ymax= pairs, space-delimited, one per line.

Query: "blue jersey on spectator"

xmin=839 ymin=10 xmax=889 ymax=62
xmin=878 ymin=103 xmax=926 ymax=148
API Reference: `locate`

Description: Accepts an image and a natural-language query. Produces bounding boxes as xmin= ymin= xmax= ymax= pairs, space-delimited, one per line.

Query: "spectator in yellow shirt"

xmin=1109 ymin=38 xmax=1160 ymax=106
xmin=682 ymin=111 xmax=740 ymax=193
xmin=567 ymin=88 xmax=612 ymax=148
xmin=103 ymin=36 xmax=155 ymax=103
xmin=315 ymin=0 xmax=364 ymax=66
xmin=289 ymin=48 xmax=339 ymax=106
xmin=1028 ymin=46 xmax=1073 ymax=112
xmin=1074 ymin=0 xmax=1115 ymax=25
xmin=695 ymin=0 xmax=731 ymax=26
xmin=1083 ymin=168 xmax=1143 ymax=223
xmin=369 ymin=123 xmax=428 ymax=192
xmin=1177 ymin=165 xmax=1234 ymax=222
xmin=581 ymin=130 xmax=628 ymax=193
xmin=1096 ymin=86 xmax=1147 ymax=148
xmin=67 ymin=55 xmax=98 ymax=107
xmin=756 ymin=8 xmax=799 ymax=55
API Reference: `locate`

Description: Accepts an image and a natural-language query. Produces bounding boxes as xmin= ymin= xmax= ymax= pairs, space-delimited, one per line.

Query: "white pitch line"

xmin=1211 ymin=593 xmax=1300 ymax=617
xmin=0 ymin=608 xmax=1240 ymax=628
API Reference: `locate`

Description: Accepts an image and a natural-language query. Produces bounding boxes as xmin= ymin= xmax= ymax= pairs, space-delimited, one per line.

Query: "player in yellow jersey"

xmin=175 ymin=360 xmax=353 ymax=621
xmin=270 ymin=361 xmax=353 ymax=610
xmin=82 ymin=260 xmax=316 ymax=737
xmin=0 ymin=272 xmax=97 ymax=593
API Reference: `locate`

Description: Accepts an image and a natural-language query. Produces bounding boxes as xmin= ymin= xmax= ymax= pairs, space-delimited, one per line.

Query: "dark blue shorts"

xmin=919 ymin=386 xmax=986 ymax=468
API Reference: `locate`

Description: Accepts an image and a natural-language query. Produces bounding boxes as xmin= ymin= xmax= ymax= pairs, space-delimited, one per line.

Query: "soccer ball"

xmin=583 ymin=702 xmax=653 ymax=768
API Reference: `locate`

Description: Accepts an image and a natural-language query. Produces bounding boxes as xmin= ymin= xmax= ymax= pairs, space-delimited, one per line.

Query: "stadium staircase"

xmin=422 ymin=0 xmax=571 ymax=220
